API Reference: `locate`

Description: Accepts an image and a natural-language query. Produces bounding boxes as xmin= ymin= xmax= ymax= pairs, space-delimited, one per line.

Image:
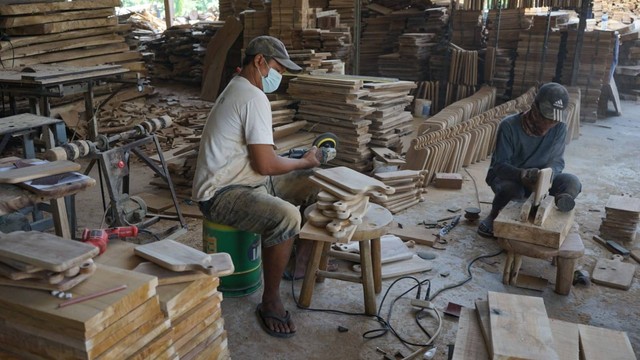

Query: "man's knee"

xmin=551 ymin=173 xmax=582 ymax=197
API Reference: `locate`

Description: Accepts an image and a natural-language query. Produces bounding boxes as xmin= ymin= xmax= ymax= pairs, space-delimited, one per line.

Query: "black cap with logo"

xmin=535 ymin=82 xmax=570 ymax=122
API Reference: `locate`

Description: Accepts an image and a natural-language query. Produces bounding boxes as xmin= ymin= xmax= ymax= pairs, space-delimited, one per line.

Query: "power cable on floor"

xmin=464 ymin=167 xmax=482 ymax=209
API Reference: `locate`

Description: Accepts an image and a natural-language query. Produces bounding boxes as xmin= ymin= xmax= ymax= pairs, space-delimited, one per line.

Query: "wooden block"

xmin=156 ymin=278 xmax=220 ymax=319
xmin=314 ymin=166 xmax=395 ymax=195
xmin=355 ymin=254 xmax=431 ymax=279
xmin=488 ymin=291 xmax=558 ymax=360
xmin=494 ymin=201 xmax=575 ymax=249
xmin=533 ymin=168 xmax=553 ymax=206
xmin=578 ymin=324 xmax=636 ymax=360
xmin=133 ymin=262 xmax=210 ymax=286
xmin=514 ymin=273 xmax=548 ymax=291
xmin=591 ymin=258 xmax=635 ymax=290
xmin=134 ymin=239 xmax=234 ymax=276
xmin=549 ymin=319 xmax=579 ymax=360
xmin=388 ymin=225 xmax=435 ymax=246
xmin=451 ymin=308 xmax=489 ymax=360
xmin=605 ymin=195 xmax=640 ymax=213
xmin=172 ymin=294 xmax=222 ymax=343
xmin=474 ymin=300 xmax=493 ymax=357
xmin=0 ymin=160 xmax=81 ymax=184
xmin=434 ymin=173 xmax=463 ymax=189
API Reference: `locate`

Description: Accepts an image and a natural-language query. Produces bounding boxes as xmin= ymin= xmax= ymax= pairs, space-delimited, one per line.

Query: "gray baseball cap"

xmin=535 ymin=82 xmax=569 ymax=122
xmin=245 ymin=36 xmax=302 ymax=73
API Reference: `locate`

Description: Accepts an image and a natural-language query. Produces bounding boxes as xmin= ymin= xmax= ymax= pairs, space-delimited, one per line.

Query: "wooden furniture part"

xmin=494 ymin=198 xmax=575 ymax=249
xmin=591 ymin=256 xmax=635 ymax=290
xmin=298 ymin=203 xmax=393 ymax=315
xmin=498 ymin=230 xmax=585 ymax=295
xmin=0 ymin=114 xmax=67 ymax=159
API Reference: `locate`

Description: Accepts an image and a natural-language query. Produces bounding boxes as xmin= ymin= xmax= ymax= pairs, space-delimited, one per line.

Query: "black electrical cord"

xmin=138 ymin=228 xmax=160 ymax=241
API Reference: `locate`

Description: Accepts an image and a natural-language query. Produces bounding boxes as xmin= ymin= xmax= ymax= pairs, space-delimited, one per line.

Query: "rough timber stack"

xmin=364 ymin=80 xmax=416 ymax=151
xmin=270 ymin=0 xmax=314 ymax=49
xmin=0 ymin=0 xmax=141 ymax=71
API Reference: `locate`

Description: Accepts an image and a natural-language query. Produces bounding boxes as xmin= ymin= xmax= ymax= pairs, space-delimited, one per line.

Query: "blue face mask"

xmin=262 ymin=66 xmax=282 ymax=93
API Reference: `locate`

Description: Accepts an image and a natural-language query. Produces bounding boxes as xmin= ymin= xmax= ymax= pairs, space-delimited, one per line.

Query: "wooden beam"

xmin=0 ymin=8 xmax=114 ymax=28
xmin=0 ymin=0 xmax=120 ymax=15
xmin=164 ymin=0 xmax=174 ymax=28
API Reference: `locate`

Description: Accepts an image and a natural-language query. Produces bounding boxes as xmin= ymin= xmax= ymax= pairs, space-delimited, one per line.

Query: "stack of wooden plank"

xmin=316 ymin=9 xmax=340 ymax=29
xmin=451 ymin=10 xmax=483 ymax=50
xmin=378 ymin=33 xmax=437 ymax=81
xmin=451 ymin=291 xmax=635 ymax=360
xmin=328 ymin=0 xmax=359 ymax=28
xmin=371 ymin=170 xmax=427 ymax=214
xmin=0 ymin=231 xmax=99 ymax=293
xmin=614 ymin=30 xmax=640 ymax=100
xmin=512 ymin=30 xmax=563 ymax=97
xmin=220 ymin=0 xmax=266 ymax=18
xmin=288 ymin=75 xmax=376 ymax=171
xmin=486 ymin=9 xmax=532 ymax=101
xmin=560 ymin=30 xmax=616 ymax=122
xmin=287 ymin=48 xmax=340 ymax=74
xmin=404 ymin=87 xmax=535 ymax=186
xmin=270 ymin=0 xmax=314 ymax=49
xmin=363 ymin=80 xmax=416 ymax=150
xmin=0 ymin=0 xmax=142 ymax=71
xmin=412 ymin=80 xmax=440 ymax=115
xmin=359 ymin=15 xmax=397 ymax=75
xmin=300 ymin=27 xmax=351 ymax=71
xmin=242 ymin=8 xmax=271 ymax=49
xmin=418 ymin=86 xmax=496 ymax=133
xmin=599 ymin=195 xmax=640 ymax=244
xmin=271 ymin=98 xmax=315 ymax=154
xmin=445 ymin=47 xmax=479 ymax=105
xmin=149 ymin=22 xmax=225 ymax=83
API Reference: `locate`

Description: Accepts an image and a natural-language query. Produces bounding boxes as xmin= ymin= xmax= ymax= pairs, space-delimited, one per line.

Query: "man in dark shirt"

xmin=478 ymin=83 xmax=582 ymax=238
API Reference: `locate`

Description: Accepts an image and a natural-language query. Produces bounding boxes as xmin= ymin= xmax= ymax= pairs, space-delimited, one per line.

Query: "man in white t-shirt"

xmin=193 ymin=36 xmax=320 ymax=338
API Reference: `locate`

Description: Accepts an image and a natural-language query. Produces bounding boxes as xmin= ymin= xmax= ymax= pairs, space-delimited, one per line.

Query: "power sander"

xmin=282 ymin=132 xmax=338 ymax=164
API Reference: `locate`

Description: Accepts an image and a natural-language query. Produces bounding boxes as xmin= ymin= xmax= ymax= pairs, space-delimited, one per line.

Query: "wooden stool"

xmin=498 ymin=230 xmax=585 ymax=295
xmin=298 ymin=203 xmax=393 ymax=315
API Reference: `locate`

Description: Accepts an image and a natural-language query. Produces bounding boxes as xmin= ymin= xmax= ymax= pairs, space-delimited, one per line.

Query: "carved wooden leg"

xmin=555 ymin=257 xmax=576 ymax=295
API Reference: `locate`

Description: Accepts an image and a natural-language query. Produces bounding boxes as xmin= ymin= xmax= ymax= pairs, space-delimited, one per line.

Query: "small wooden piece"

xmin=0 ymin=160 xmax=80 ymax=184
xmin=591 ymin=257 xmax=635 ymax=290
xmin=549 ymin=319 xmax=579 ymax=360
xmin=0 ymin=260 xmax=96 ymax=291
xmin=133 ymin=262 xmax=209 ymax=285
xmin=488 ymin=291 xmax=559 ymax=360
xmin=451 ymin=308 xmax=489 ymax=360
xmin=434 ymin=173 xmax=463 ymax=189
xmin=519 ymin=193 xmax=535 ymax=222
xmin=474 ymin=300 xmax=493 ymax=357
xmin=534 ymin=195 xmax=554 ymax=226
xmin=134 ymin=240 xmax=234 ymax=276
xmin=362 ymin=254 xmax=432 ymax=279
xmin=388 ymin=225 xmax=435 ymax=246
xmin=313 ymin=167 xmax=395 ymax=195
xmin=533 ymin=168 xmax=553 ymax=206
xmin=578 ymin=324 xmax=636 ymax=360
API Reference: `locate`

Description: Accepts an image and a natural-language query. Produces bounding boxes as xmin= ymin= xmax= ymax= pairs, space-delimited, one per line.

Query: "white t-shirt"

xmin=192 ymin=76 xmax=273 ymax=202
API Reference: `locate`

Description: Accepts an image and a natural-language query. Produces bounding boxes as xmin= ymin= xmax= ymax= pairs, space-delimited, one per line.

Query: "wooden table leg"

xmin=50 ymin=197 xmax=71 ymax=239
xmin=371 ymin=237 xmax=382 ymax=294
xmin=359 ymin=240 xmax=376 ymax=315
xmin=503 ymin=252 xmax=514 ymax=285
xmin=555 ymin=257 xmax=576 ymax=295
xmin=316 ymin=242 xmax=331 ymax=283
xmin=298 ymin=241 xmax=324 ymax=308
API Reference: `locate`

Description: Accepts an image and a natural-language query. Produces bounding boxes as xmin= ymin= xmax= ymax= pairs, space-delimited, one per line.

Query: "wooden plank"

xmin=591 ymin=258 xmax=635 ymax=290
xmin=14 ymin=42 xmax=130 ymax=67
xmin=0 ymin=231 xmax=98 ymax=271
xmin=134 ymin=240 xmax=234 ymax=276
xmin=0 ymin=26 xmax=126 ymax=53
xmin=156 ymin=278 xmax=220 ymax=319
xmin=314 ymin=166 xmax=395 ymax=195
xmin=6 ymin=17 xmax=118 ymax=36
xmin=0 ymin=160 xmax=80 ymax=184
xmin=200 ymin=16 xmax=243 ymax=101
xmin=452 ymin=307 xmax=489 ymax=360
xmin=488 ymin=291 xmax=558 ymax=360
xmin=172 ymin=294 xmax=221 ymax=342
xmin=374 ymin=254 xmax=432 ymax=279
xmin=578 ymin=324 xmax=636 ymax=360
xmin=0 ymin=34 xmax=124 ymax=61
xmin=387 ymin=225 xmax=435 ymax=246
xmin=0 ymin=0 xmax=120 ymax=15
xmin=533 ymin=168 xmax=553 ymax=206
xmin=475 ymin=300 xmax=493 ymax=357
xmin=0 ymin=8 xmax=114 ymax=27
xmin=0 ymin=260 xmax=95 ymax=291
xmin=549 ymin=319 xmax=579 ymax=360
xmin=133 ymin=262 xmax=209 ymax=286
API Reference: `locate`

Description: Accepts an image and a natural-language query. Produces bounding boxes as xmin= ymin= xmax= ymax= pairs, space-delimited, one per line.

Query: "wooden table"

xmin=0 ymin=177 xmax=95 ymax=239
xmin=0 ymin=64 xmax=129 ymax=140
xmin=0 ymin=113 xmax=67 ymax=158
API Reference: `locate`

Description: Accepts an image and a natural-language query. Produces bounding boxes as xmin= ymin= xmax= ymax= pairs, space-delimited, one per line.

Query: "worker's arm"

xmin=491 ymin=121 xmax=523 ymax=182
xmin=545 ymin=123 xmax=567 ymax=178
xmin=249 ymin=144 xmax=320 ymax=176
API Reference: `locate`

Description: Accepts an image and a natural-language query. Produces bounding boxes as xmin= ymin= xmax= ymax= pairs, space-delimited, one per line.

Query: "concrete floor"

xmin=74 ymin=94 xmax=640 ymax=359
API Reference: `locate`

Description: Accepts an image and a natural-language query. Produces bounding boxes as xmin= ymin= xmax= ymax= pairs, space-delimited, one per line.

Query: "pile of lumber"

xmin=451 ymin=10 xmax=483 ymax=50
xmin=445 ymin=47 xmax=479 ymax=105
xmin=300 ymin=27 xmax=351 ymax=71
xmin=271 ymin=98 xmax=315 ymax=154
xmin=287 ymin=48 xmax=344 ymax=74
xmin=418 ymin=86 xmax=497 ymax=133
xmin=512 ymin=29 xmax=563 ymax=97
xmin=614 ymin=30 xmax=640 ymax=100
xmin=560 ymin=30 xmax=616 ymax=122
xmin=371 ymin=170 xmax=427 ymax=214
xmin=364 ymin=80 xmax=416 ymax=150
xmin=242 ymin=8 xmax=271 ymax=49
xmin=599 ymin=195 xmax=640 ymax=243
xmin=451 ymin=291 xmax=635 ymax=360
xmin=149 ymin=22 xmax=225 ymax=83
xmin=288 ymin=75 xmax=376 ymax=171
xmin=404 ymin=87 xmax=535 ymax=186
xmin=328 ymin=0 xmax=360 ymax=28
xmin=220 ymin=0 xmax=266 ymax=18
xmin=412 ymin=80 xmax=440 ymax=115
xmin=316 ymin=9 xmax=340 ymax=29
xmin=378 ymin=33 xmax=437 ymax=81
xmin=486 ymin=9 xmax=532 ymax=101
xmin=0 ymin=0 xmax=142 ymax=71
xmin=270 ymin=0 xmax=314 ymax=49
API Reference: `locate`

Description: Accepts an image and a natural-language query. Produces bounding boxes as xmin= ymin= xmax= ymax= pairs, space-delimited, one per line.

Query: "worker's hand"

xmin=520 ymin=168 xmax=540 ymax=189
xmin=302 ymin=146 xmax=321 ymax=168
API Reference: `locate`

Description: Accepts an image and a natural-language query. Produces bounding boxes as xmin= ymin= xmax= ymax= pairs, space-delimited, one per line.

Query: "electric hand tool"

xmin=81 ymin=225 xmax=139 ymax=255
xmin=282 ymin=132 xmax=338 ymax=164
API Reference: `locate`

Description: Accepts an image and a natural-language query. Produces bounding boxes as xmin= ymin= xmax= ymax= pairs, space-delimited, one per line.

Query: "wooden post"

xmin=164 ymin=0 xmax=174 ymax=29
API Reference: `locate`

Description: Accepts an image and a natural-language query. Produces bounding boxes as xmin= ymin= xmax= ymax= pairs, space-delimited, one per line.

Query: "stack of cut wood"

xmin=287 ymin=48 xmax=340 ymax=75
xmin=149 ymin=22 xmax=225 ymax=83
xmin=512 ymin=29 xmax=563 ymax=97
xmin=270 ymin=0 xmax=314 ymax=49
xmin=419 ymin=86 xmax=496 ymax=133
xmin=560 ymin=30 xmax=616 ymax=122
xmin=271 ymin=98 xmax=315 ymax=154
xmin=300 ymin=28 xmax=351 ymax=71
xmin=599 ymin=195 xmax=640 ymax=243
xmin=445 ymin=47 xmax=479 ymax=105
xmin=119 ymin=10 xmax=165 ymax=73
xmin=316 ymin=9 xmax=341 ymax=29
xmin=486 ymin=9 xmax=532 ymax=101
xmin=404 ymin=87 xmax=535 ymax=186
xmin=302 ymin=167 xmax=395 ymax=243
xmin=359 ymin=15 xmax=397 ymax=75
xmin=452 ymin=291 xmax=636 ymax=359
xmin=614 ymin=30 xmax=640 ymax=100
xmin=220 ymin=0 xmax=266 ymax=18
xmin=0 ymin=231 xmax=99 ymax=293
xmin=328 ymin=0 xmax=359 ymax=28
xmin=412 ymin=80 xmax=440 ymax=115
xmin=363 ymin=80 xmax=416 ymax=150
xmin=372 ymin=170 xmax=427 ymax=214
xmin=378 ymin=33 xmax=437 ymax=81
xmin=0 ymin=0 xmax=142 ymax=71
xmin=242 ymin=8 xmax=271 ymax=49
xmin=288 ymin=75 xmax=376 ymax=171
xmin=451 ymin=10 xmax=483 ymax=50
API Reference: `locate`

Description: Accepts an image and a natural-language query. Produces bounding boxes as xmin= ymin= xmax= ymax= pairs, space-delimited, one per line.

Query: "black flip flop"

xmin=256 ymin=304 xmax=296 ymax=338
xmin=477 ymin=220 xmax=496 ymax=239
